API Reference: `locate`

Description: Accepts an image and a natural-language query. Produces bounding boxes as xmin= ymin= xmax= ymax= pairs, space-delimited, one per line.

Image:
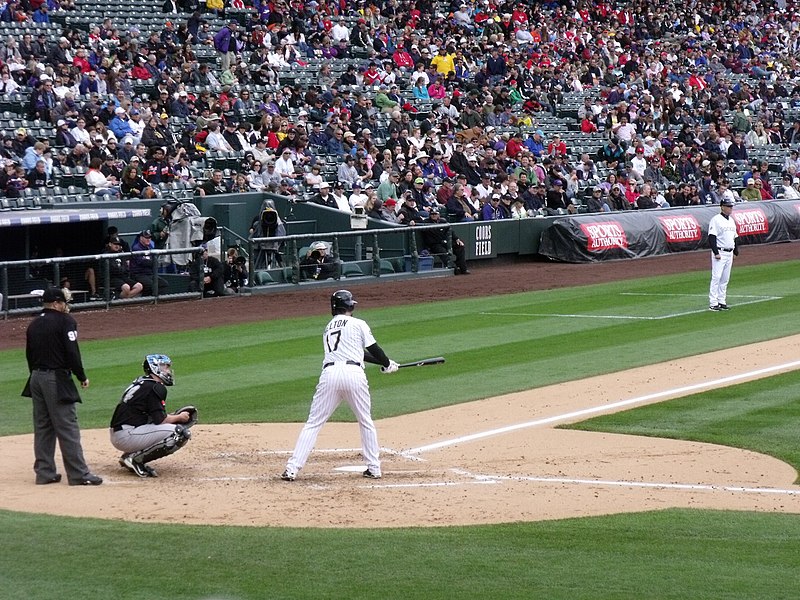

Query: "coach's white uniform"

xmin=708 ymin=209 xmax=738 ymax=308
xmin=285 ymin=314 xmax=381 ymax=477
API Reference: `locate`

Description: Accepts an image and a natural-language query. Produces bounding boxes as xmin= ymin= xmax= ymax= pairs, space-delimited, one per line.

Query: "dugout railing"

xmin=247 ymin=223 xmax=454 ymax=288
xmin=0 ymin=247 xmax=205 ymax=319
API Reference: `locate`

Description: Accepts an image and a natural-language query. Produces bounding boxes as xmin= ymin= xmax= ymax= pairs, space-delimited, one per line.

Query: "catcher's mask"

xmin=331 ymin=290 xmax=357 ymax=315
xmin=143 ymin=354 xmax=174 ymax=386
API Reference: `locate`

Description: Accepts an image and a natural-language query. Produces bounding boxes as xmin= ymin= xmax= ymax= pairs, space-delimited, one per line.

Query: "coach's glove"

xmin=173 ymin=405 xmax=198 ymax=427
xmin=381 ymin=360 xmax=400 ymax=374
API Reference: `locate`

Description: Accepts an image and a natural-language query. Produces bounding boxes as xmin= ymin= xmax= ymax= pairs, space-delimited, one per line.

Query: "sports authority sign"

xmin=658 ymin=214 xmax=702 ymax=243
xmin=580 ymin=221 xmax=628 ymax=251
xmin=732 ymin=207 xmax=769 ymax=236
xmin=539 ymin=201 xmax=800 ymax=263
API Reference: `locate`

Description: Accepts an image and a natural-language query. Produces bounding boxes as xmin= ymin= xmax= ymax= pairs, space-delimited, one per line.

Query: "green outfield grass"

xmin=565 ymin=370 xmax=800 ymax=477
xmin=1 ymin=508 xmax=798 ymax=600
xmin=1 ymin=258 xmax=799 ymax=599
xmin=1 ymin=260 xmax=799 ymax=436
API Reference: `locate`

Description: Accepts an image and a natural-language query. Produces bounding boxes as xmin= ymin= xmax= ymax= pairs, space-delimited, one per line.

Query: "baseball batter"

xmin=708 ymin=198 xmax=739 ymax=311
xmin=281 ymin=290 xmax=399 ymax=481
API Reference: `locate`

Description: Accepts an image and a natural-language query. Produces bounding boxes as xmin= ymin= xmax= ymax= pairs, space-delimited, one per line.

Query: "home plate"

xmin=334 ymin=465 xmax=366 ymax=473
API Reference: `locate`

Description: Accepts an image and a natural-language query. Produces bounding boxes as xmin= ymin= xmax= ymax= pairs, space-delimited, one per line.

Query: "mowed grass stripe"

xmin=566 ymin=370 xmax=800 ymax=477
xmin=1 ymin=508 xmax=799 ymax=600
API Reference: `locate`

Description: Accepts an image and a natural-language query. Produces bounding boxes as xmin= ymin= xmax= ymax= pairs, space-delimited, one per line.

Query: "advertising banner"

xmin=538 ymin=201 xmax=800 ymax=263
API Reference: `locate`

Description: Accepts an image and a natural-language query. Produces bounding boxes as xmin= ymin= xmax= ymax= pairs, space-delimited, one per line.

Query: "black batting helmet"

xmin=331 ymin=290 xmax=357 ymax=315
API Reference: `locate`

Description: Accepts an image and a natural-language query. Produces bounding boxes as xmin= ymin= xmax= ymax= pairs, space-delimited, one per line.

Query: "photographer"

xmin=224 ymin=248 xmax=248 ymax=293
xmin=188 ymin=243 xmax=229 ymax=297
xmin=300 ymin=241 xmax=336 ymax=281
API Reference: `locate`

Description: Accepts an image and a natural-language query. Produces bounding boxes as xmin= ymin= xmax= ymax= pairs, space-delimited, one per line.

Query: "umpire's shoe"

xmin=363 ymin=469 xmax=382 ymax=479
xmin=68 ymin=473 xmax=103 ymax=486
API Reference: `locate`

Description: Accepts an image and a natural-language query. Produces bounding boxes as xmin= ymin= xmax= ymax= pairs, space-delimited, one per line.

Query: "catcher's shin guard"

xmin=132 ymin=425 xmax=192 ymax=465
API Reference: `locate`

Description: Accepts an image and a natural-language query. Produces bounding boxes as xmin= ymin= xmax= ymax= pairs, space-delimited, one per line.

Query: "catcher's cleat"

xmin=280 ymin=470 xmax=296 ymax=481
xmin=142 ymin=464 xmax=158 ymax=477
xmin=122 ymin=454 xmax=149 ymax=478
xmin=362 ymin=469 xmax=382 ymax=479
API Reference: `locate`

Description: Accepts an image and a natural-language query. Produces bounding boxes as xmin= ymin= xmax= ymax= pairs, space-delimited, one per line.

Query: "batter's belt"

xmin=323 ymin=361 xmax=362 ymax=368
xmin=720 ymin=247 xmax=734 ymax=252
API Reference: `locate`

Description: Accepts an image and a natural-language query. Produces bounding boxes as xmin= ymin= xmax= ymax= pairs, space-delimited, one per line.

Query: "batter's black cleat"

xmin=142 ymin=464 xmax=158 ymax=477
xmin=122 ymin=454 xmax=149 ymax=478
xmin=362 ymin=469 xmax=382 ymax=479
xmin=718 ymin=304 xmax=730 ymax=310
xmin=280 ymin=470 xmax=296 ymax=481
xmin=709 ymin=305 xmax=721 ymax=311
xmin=35 ymin=474 xmax=62 ymax=485
xmin=68 ymin=473 xmax=103 ymax=486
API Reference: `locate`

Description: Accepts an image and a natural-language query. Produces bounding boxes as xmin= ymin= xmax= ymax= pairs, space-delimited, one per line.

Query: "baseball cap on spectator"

xmin=159 ymin=113 xmax=168 ymax=119
xmin=747 ymin=178 xmax=755 ymax=185
xmin=179 ymin=91 xmax=187 ymax=97
xmin=319 ymin=182 xmax=330 ymax=189
xmin=108 ymin=236 xmax=122 ymax=245
xmin=130 ymin=109 xmax=140 ymax=115
xmin=414 ymin=177 xmax=425 ymax=184
xmin=57 ymin=119 xmax=66 ymax=126
xmin=115 ymin=107 xmax=125 ymax=114
xmin=384 ymin=198 xmax=397 ymax=208
xmin=139 ymin=229 xmax=152 ymax=238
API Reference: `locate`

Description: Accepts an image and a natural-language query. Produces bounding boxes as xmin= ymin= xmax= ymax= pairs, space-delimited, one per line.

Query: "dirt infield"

xmin=1 ymin=243 xmax=799 ymax=527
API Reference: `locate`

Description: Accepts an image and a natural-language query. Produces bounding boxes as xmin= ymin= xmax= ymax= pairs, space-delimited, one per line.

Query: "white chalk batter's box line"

xmin=480 ymin=293 xmax=782 ymax=321
xmin=211 ymin=447 xmax=425 ymax=461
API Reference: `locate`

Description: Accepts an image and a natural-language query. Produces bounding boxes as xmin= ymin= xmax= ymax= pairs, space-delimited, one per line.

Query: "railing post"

xmin=247 ymin=238 xmax=254 ymax=290
xmin=289 ymin=238 xmax=299 ymax=284
xmin=332 ymin=235 xmax=342 ymax=280
xmin=445 ymin=225 xmax=454 ymax=270
xmin=1 ymin=266 xmax=8 ymax=318
xmin=151 ymin=250 xmax=160 ymax=304
xmin=53 ymin=262 xmax=60 ymax=289
xmin=102 ymin=256 xmax=111 ymax=306
xmin=408 ymin=230 xmax=419 ymax=273
xmin=372 ymin=232 xmax=381 ymax=277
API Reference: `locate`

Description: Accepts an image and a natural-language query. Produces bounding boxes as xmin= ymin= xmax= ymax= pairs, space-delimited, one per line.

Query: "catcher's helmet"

xmin=331 ymin=290 xmax=357 ymax=315
xmin=143 ymin=354 xmax=174 ymax=386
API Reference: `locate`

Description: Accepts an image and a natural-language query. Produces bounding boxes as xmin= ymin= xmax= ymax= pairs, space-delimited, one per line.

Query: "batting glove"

xmin=381 ymin=360 xmax=399 ymax=374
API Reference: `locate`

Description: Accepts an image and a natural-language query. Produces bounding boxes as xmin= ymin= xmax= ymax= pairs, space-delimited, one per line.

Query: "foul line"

xmin=405 ymin=359 xmax=800 ymax=455
xmin=480 ymin=296 xmax=780 ymax=321
xmin=449 ymin=469 xmax=800 ymax=497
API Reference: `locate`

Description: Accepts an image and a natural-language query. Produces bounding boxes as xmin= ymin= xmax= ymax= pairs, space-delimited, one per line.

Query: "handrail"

xmin=247 ymin=223 xmax=452 ymax=285
xmin=1 ymin=246 xmax=204 ymax=318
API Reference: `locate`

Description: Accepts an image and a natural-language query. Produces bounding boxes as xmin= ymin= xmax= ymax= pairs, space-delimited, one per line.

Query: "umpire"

xmin=23 ymin=287 xmax=102 ymax=486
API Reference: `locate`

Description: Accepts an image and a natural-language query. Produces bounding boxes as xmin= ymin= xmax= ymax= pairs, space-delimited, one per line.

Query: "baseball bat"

xmin=397 ymin=357 xmax=446 ymax=369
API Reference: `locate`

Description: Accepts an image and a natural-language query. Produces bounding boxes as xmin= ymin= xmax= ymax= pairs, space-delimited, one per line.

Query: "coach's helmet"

xmin=143 ymin=354 xmax=174 ymax=386
xmin=720 ymin=198 xmax=734 ymax=207
xmin=331 ymin=290 xmax=357 ymax=315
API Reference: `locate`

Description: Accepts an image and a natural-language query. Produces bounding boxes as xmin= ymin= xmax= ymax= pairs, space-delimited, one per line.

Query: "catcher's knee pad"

xmin=134 ymin=426 xmax=192 ymax=464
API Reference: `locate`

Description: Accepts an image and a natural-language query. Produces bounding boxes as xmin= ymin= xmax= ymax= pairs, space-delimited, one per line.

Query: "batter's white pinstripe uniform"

xmin=284 ymin=314 xmax=382 ymax=478
xmin=708 ymin=206 xmax=738 ymax=309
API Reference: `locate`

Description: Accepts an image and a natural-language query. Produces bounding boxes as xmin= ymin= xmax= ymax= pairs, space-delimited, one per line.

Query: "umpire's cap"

xmin=720 ymin=198 xmax=734 ymax=207
xmin=42 ymin=287 xmax=67 ymax=303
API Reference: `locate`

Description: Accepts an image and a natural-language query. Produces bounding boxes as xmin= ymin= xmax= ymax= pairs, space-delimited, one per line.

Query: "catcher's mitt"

xmin=173 ymin=405 xmax=198 ymax=428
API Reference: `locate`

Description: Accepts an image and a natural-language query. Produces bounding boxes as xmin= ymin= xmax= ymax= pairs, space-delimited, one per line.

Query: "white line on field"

xmin=620 ymin=293 xmax=781 ymax=299
xmin=449 ymin=469 xmax=800 ymax=497
xmin=480 ymin=294 xmax=781 ymax=321
xmin=211 ymin=447 xmax=420 ymax=459
xmin=404 ymin=359 xmax=800 ymax=455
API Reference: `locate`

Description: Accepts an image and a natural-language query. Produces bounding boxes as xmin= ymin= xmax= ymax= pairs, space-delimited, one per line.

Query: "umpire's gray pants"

xmin=30 ymin=370 xmax=91 ymax=482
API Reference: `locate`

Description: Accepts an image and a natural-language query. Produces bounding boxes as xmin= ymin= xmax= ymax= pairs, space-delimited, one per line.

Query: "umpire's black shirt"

xmin=26 ymin=308 xmax=87 ymax=381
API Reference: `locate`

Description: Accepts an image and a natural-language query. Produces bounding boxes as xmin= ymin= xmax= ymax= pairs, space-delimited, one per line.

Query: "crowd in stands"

xmin=2 ymin=0 xmax=800 ymax=222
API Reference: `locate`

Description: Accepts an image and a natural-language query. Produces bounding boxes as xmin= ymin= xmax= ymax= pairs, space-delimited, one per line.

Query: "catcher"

xmin=109 ymin=354 xmax=197 ymax=478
